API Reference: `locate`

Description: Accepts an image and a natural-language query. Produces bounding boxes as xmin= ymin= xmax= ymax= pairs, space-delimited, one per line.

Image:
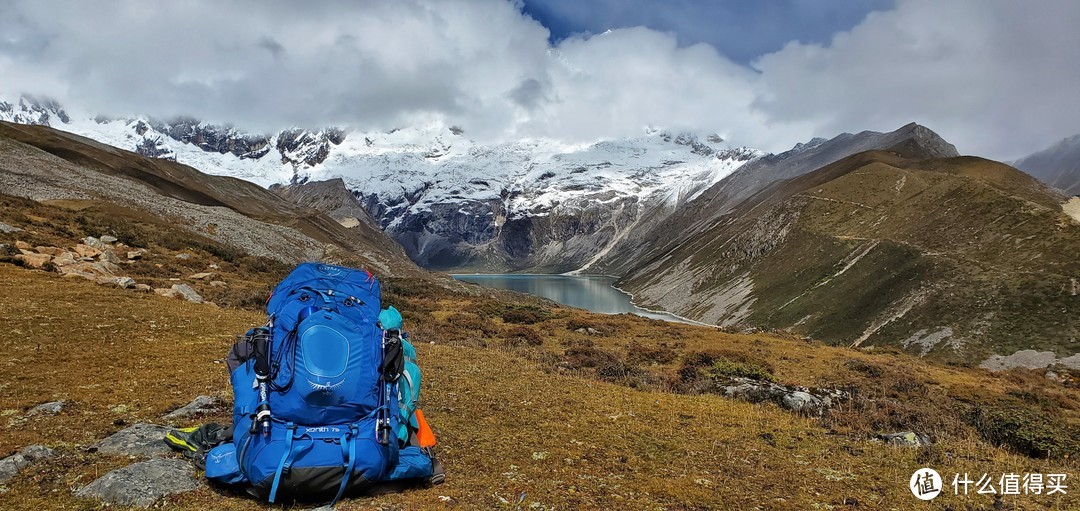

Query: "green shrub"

xmin=445 ymin=313 xmax=501 ymax=337
xmin=968 ymin=401 xmax=1080 ymax=459
xmin=500 ymin=306 xmax=550 ymax=324
xmin=562 ymin=345 xmax=620 ymax=370
xmin=708 ymin=358 xmax=775 ymax=382
xmin=626 ymin=341 xmax=678 ymax=366
xmin=503 ymin=326 xmax=543 ymax=347
xmin=679 ymin=350 xmax=775 ymax=383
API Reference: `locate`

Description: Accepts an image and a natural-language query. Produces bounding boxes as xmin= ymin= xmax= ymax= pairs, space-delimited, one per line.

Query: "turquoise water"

xmin=451 ymin=274 xmax=692 ymax=323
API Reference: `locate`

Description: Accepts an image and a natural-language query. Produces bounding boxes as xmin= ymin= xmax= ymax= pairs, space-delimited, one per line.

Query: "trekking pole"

xmin=376 ymin=329 xmax=402 ymax=445
xmin=251 ymin=326 xmax=273 ymax=437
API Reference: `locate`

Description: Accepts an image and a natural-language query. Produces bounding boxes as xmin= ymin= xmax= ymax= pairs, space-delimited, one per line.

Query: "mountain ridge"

xmin=1012 ymin=133 xmax=1080 ymax=196
xmin=616 ymin=146 xmax=1079 ymax=362
xmin=0 ymin=94 xmax=764 ymax=272
xmin=0 ymin=121 xmax=422 ymax=277
xmin=586 ymin=122 xmax=960 ymax=276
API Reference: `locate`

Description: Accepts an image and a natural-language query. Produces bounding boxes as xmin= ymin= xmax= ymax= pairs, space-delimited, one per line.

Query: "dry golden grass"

xmin=0 ymin=265 xmax=1077 ymax=510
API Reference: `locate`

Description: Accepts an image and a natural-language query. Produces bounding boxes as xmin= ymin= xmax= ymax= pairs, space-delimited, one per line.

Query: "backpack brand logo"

xmin=308 ymin=378 xmax=345 ymax=393
xmin=316 ymin=264 xmax=345 ymax=276
xmin=305 ymin=426 xmax=342 ymax=433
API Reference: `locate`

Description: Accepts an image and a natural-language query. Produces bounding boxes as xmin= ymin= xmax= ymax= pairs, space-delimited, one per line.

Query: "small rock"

xmin=53 ymin=251 xmax=77 ymax=267
xmin=0 ymin=445 xmax=55 ymax=484
xmin=59 ymin=261 xmax=122 ymax=280
xmin=134 ymin=284 xmax=153 ymax=293
xmin=75 ymin=458 xmax=201 ymax=508
xmin=0 ymin=221 xmax=21 ymax=234
xmin=879 ymin=432 xmax=932 ymax=447
xmin=189 ymin=272 xmax=215 ymax=280
xmin=14 ymin=253 xmax=52 ymax=269
xmin=99 ymin=247 xmax=122 ymax=264
xmin=163 ymin=395 xmax=223 ymax=420
xmin=99 ymin=235 xmax=118 ymax=244
xmin=92 ymin=423 xmax=172 ymax=457
xmin=174 ymin=253 xmax=191 ymax=260
xmin=780 ymin=391 xmax=824 ymax=415
xmin=208 ymin=263 xmax=220 ymax=269
xmin=209 ymin=280 xmax=227 ymax=287
xmin=27 ymin=400 xmax=66 ymax=416
xmin=34 ymin=246 xmax=62 ymax=256
xmin=127 ymin=249 xmax=147 ymax=260
xmin=14 ymin=240 xmax=31 ymax=250
xmin=74 ymin=243 xmax=103 ymax=258
xmin=115 ymin=277 xmax=136 ymax=289
xmin=170 ymin=284 xmax=203 ymax=303
xmin=81 ymin=236 xmax=108 ymax=249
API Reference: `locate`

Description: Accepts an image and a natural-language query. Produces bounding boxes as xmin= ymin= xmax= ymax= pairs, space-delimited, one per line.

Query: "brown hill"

xmin=0 ymin=121 xmax=421 ymax=277
xmin=617 ymin=149 xmax=1080 ymax=363
xmin=589 ymin=123 xmax=961 ymax=277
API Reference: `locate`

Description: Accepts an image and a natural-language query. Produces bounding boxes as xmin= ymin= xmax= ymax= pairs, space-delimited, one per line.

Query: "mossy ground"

xmin=1 ymin=265 xmax=1077 ymax=510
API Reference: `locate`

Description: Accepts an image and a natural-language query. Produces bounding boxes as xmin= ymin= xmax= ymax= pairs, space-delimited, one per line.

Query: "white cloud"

xmin=753 ymin=0 xmax=1080 ymax=159
xmin=1 ymin=0 xmax=1078 ymax=158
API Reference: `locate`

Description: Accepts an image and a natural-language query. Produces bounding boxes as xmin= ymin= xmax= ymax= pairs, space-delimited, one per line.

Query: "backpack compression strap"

xmin=331 ymin=424 xmax=360 ymax=506
xmin=268 ymin=423 xmax=313 ymax=504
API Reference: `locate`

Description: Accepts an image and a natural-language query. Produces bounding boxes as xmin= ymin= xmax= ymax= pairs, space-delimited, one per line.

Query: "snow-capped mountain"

xmin=1 ymin=95 xmax=762 ymax=271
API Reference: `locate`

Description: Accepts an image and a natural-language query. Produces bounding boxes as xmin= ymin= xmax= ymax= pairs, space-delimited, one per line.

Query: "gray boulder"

xmin=780 ymin=391 xmax=825 ymax=415
xmin=879 ymin=432 xmax=933 ymax=447
xmin=27 ymin=400 xmax=66 ymax=417
xmin=171 ymin=284 xmax=203 ymax=303
xmin=75 ymin=458 xmax=201 ymax=507
xmin=163 ymin=395 xmax=224 ymax=421
xmin=0 ymin=445 xmax=54 ymax=484
xmin=0 ymin=221 xmax=21 ymax=233
xmin=100 ymin=247 xmax=122 ymax=264
xmin=99 ymin=235 xmax=118 ymax=244
xmin=718 ymin=377 xmax=845 ymax=417
xmin=92 ymin=423 xmax=171 ymax=457
xmin=81 ymin=236 xmax=108 ymax=249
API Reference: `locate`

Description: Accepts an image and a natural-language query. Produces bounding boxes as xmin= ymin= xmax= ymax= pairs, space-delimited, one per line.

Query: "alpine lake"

xmin=450 ymin=274 xmax=694 ymax=324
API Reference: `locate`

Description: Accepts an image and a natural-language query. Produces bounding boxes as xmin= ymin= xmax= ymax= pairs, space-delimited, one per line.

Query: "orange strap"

xmin=414 ymin=408 xmax=437 ymax=447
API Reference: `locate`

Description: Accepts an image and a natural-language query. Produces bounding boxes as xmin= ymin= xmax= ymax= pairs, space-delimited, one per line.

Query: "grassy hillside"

xmin=0 ymin=121 xmax=423 ymax=277
xmin=619 ymin=151 xmax=1080 ymax=363
xmin=0 ymin=264 xmax=1077 ymax=510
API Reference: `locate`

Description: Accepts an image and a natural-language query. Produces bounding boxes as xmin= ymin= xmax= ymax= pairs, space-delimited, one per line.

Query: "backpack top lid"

xmin=267 ymin=263 xmax=381 ymax=321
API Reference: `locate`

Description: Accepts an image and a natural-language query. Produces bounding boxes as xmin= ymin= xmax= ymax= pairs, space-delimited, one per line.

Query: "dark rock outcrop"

xmin=0 ymin=445 xmax=55 ymax=484
xmin=91 ymin=423 xmax=171 ymax=457
xmin=75 ymin=458 xmax=202 ymax=508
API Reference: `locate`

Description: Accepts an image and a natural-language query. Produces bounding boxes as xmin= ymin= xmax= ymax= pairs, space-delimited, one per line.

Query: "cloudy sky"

xmin=1 ymin=0 xmax=1078 ymax=159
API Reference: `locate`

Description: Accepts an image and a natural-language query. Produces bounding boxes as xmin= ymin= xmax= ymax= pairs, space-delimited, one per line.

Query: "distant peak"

xmin=791 ymin=137 xmax=828 ymax=152
xmin=888 ymin=122 xmax=959 ymax=159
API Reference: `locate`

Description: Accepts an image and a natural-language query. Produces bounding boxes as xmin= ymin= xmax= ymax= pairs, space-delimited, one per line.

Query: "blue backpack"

xmin=207 ymin=263 xmax=434 ymax=504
